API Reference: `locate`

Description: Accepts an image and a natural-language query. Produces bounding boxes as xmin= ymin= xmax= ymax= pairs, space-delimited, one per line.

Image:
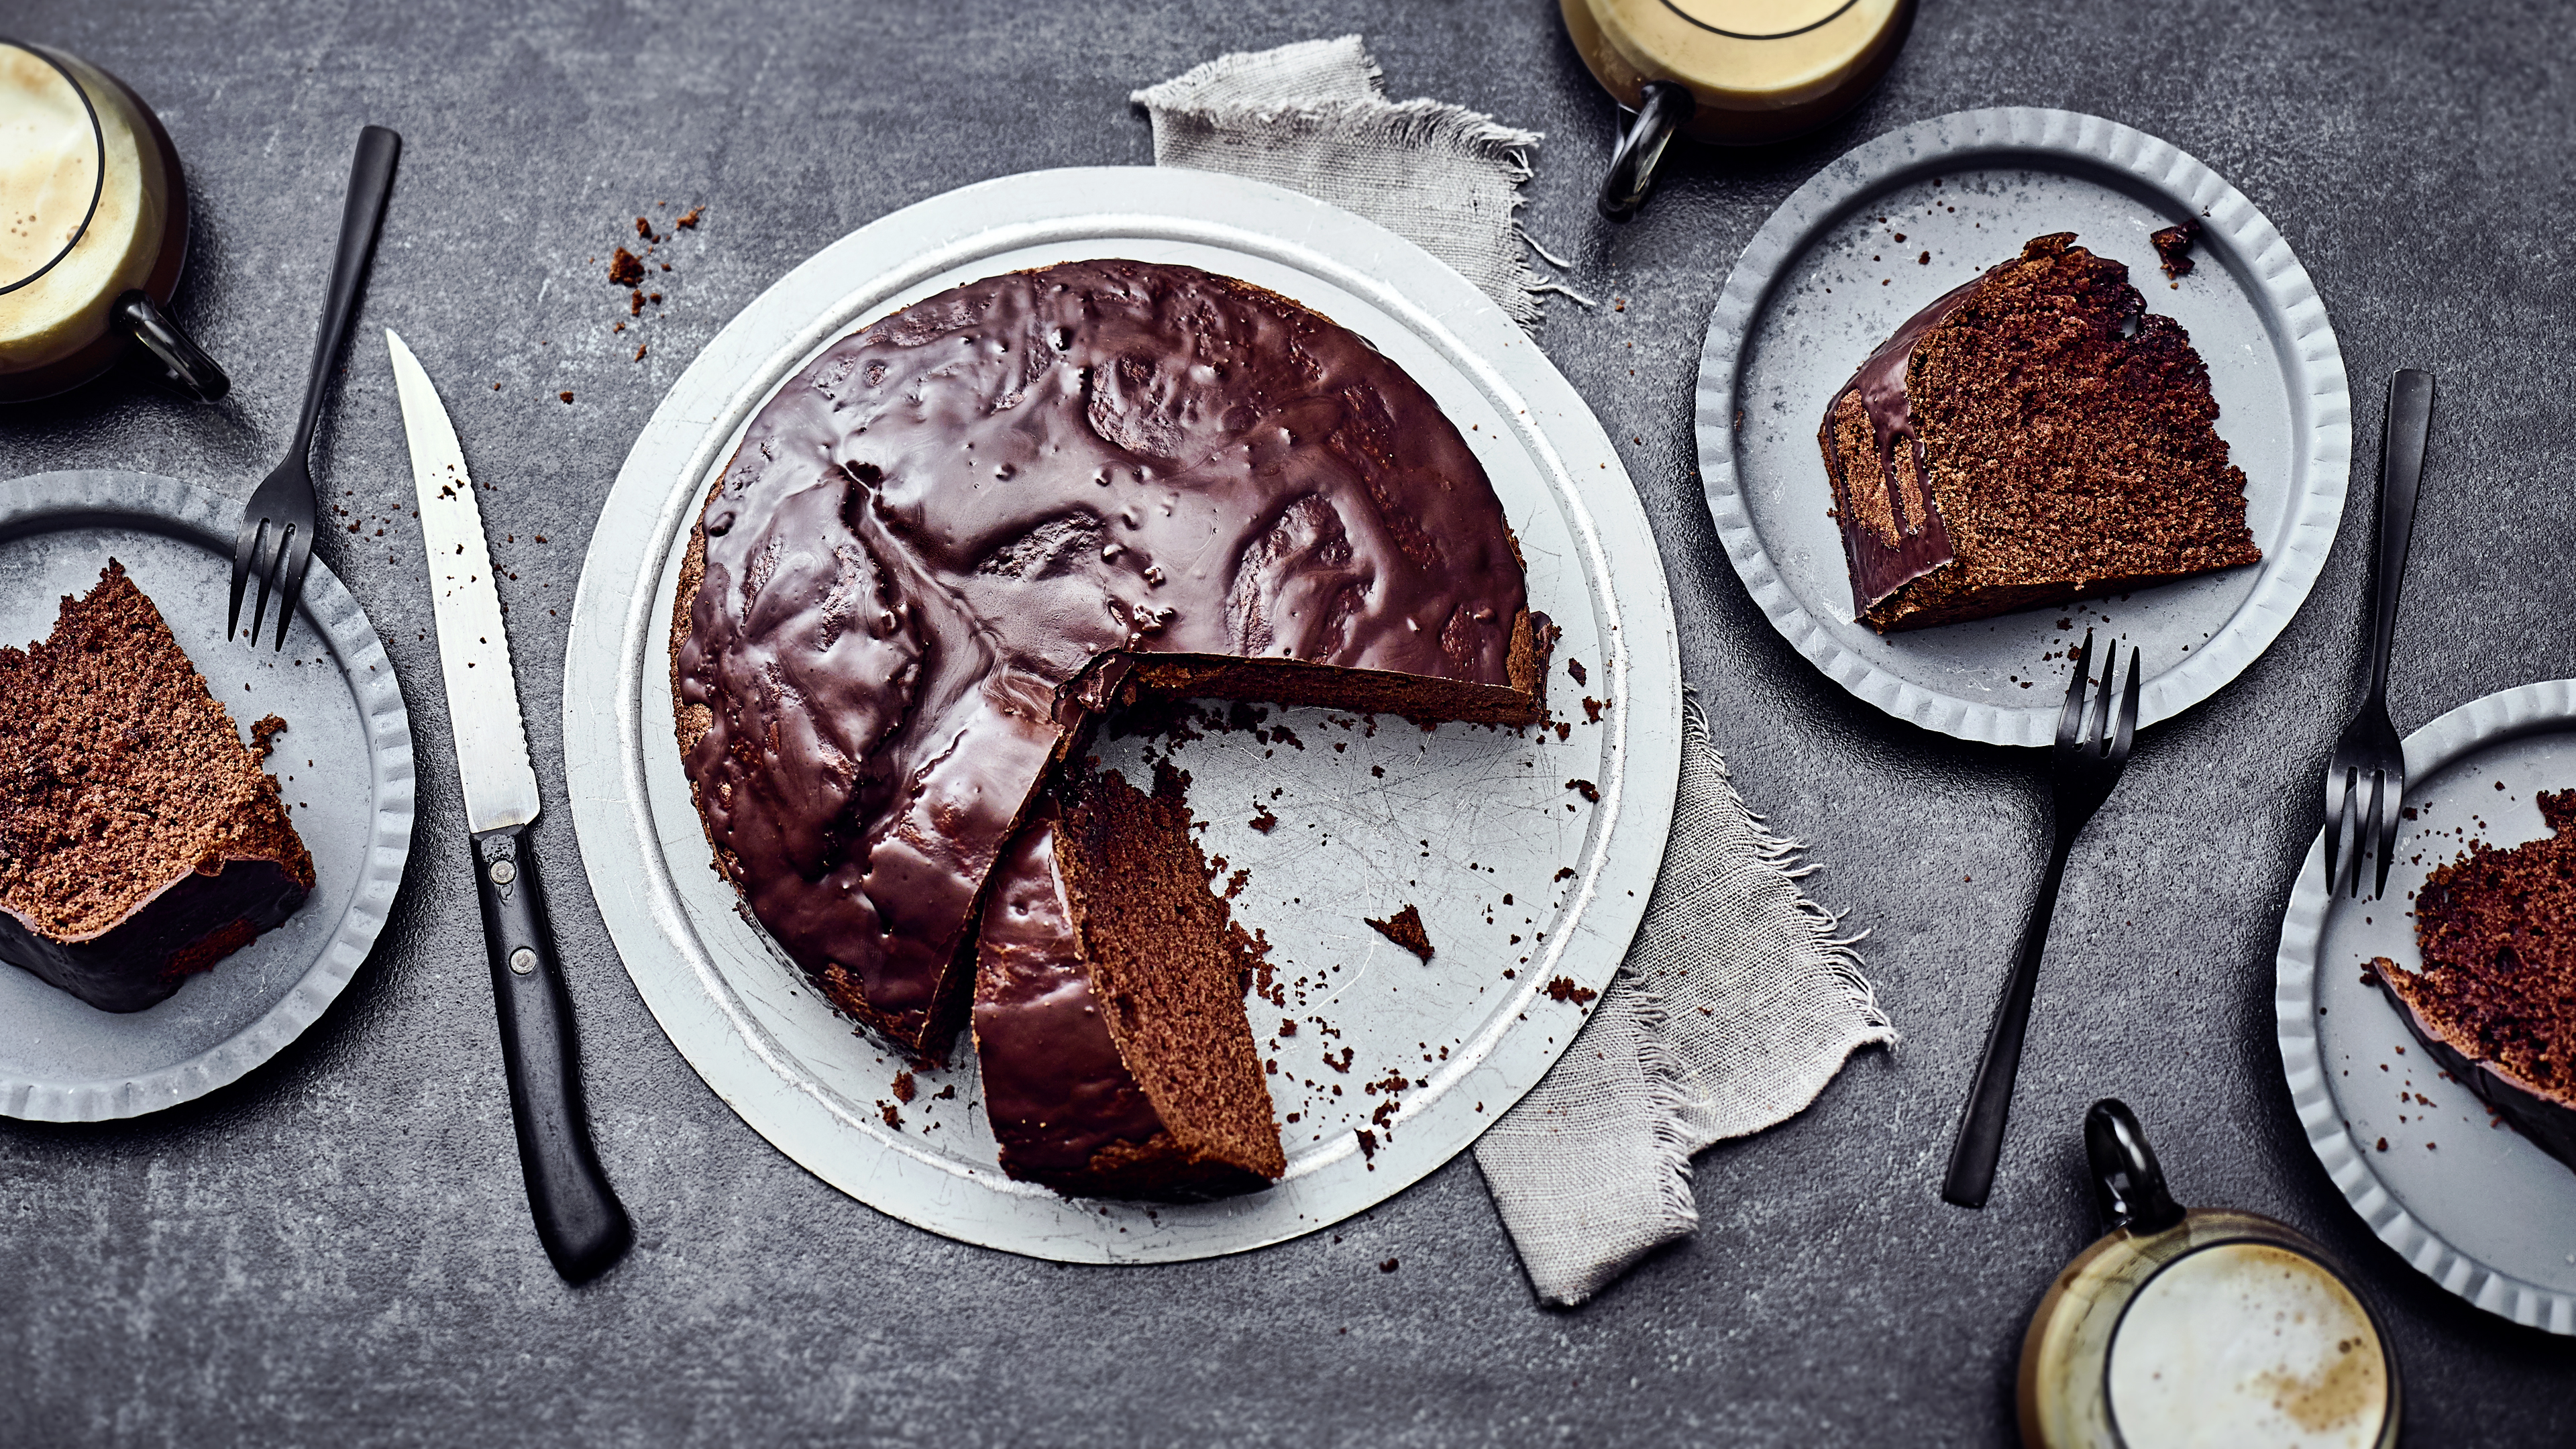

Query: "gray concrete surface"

xmin=3 ymin=0 xmax=2571 ymax=1443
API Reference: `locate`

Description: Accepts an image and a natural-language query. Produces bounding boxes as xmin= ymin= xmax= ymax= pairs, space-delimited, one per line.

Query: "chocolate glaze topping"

xmin=1819 ymin=271 xmax=1990 ymax=613
xmin=674 ymin=260 xmax=1535 ymax=1055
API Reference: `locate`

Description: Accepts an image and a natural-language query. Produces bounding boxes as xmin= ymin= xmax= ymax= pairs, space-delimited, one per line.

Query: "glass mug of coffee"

xmin=0 ymin=38 xmax=226 ymax=403
xmin=1561 ymin=0 xmax=1917 ymax=219
xmin=2019 ymin=1101 xmax=2400 ymax=1449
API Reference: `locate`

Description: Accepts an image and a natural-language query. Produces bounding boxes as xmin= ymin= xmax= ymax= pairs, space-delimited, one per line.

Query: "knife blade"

xmin=386 ymin=327 xmax=632 ymax=1283
xmin=387 ymin=329 xmax=539 ymax=835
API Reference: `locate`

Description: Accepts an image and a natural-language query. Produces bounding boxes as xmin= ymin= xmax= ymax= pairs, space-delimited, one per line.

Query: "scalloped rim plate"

xmin=0 ymin=470 xmax=414 ymax=1122
xmin=1696 ymin=107 xmax=2350 ymax=746
xmin=2276 ymin=678 xmax=2576 ymax=1334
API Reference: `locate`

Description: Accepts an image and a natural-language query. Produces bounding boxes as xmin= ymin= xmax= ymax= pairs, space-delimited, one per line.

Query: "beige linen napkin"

xmin=1135 ymin=39 xmax=1896 ymax=1307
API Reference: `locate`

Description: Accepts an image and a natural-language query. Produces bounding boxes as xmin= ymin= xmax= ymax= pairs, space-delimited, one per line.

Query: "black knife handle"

xmin=473 ymin=824 xmax=633 ymax=1283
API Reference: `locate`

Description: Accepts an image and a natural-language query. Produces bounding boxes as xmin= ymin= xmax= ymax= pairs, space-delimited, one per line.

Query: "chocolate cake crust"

xmin=672 ymin=260 xmax=1544 ymax=1057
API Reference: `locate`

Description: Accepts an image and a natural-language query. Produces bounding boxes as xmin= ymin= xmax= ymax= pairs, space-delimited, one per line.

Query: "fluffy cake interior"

xmin=0 ymin=560 xmax=313 ymax=943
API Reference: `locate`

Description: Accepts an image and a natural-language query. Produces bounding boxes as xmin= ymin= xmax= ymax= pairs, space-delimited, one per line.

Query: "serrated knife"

xmin=387 ymin=328 xmax=631 ymax=1283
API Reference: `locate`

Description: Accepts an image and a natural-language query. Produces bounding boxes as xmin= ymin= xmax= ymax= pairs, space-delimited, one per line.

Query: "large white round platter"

xmin=0 ymin=470 xmax=415 ymax=1121
xmin=2275 ymin=679 xmax=2576 ymax=1334
xmin=1697 ymin=107 xmax=2351 ymax=746
xmin=562 ymin=167 xmax=1681 ymax=1262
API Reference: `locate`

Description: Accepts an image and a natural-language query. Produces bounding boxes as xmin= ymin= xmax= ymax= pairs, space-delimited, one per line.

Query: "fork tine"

xmin=2086 ymin=641 xmax=2116 ymax=755
xmin=2373 ymin=765 xmax=2404 ymax=900
xmin=2328 ymin=763 xmax=2349 ymax=887
xmin=246 ymin=517 xmax=284 ymax=645
xmin=2110 ymin=644 xmax=2141 ymax=761
xmin=268 ymin=523 xmax=312 ymax=650
xmin=2058 ymin=630 xmax=2094 ymax=749
xmin=2357 ymin=769 xmax=2386 ymax=900
xmin=228 ymin=515 xmax=265 ymax=640
xmin=2323 ymin=765 xmax=2350 ymax=895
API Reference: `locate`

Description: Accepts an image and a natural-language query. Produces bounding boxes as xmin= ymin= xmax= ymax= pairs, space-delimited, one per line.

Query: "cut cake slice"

xmin=971 ymin=759 xmax=1284 ymax=1201
xmin=2373 ymin=790 xmax=2576 ymax=1171
xmin=1819 ymin=232 xmax=2262 ymax=632
xmin=0 ymin=561 xmax=315 ymax=1012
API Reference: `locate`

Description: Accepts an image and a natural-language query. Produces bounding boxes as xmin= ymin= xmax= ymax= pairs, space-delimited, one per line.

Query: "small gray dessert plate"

xmin=0 ymin=470 xmax=414 ymax=1122
xmin=1697 ymin=107 xmax=2351 ymax=746
xmin=2277 ymin=678 xmax=2576 ymax=1334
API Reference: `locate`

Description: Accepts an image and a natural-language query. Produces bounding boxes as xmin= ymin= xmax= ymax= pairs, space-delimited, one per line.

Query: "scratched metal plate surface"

xmin=2277 ymin=678 xmax=2576 ymax=1334
xmin=561 ymin=167 xmax=1681 ymax=1262
xmin=1699 ymin=107 xmax=2351 ymax=747
xmin=0 ymin=470 xmax=415 ymax=1122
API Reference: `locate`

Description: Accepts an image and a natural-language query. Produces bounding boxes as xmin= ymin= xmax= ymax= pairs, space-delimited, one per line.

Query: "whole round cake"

xmin=671 ymin=258 xmax=1548 ymax=1194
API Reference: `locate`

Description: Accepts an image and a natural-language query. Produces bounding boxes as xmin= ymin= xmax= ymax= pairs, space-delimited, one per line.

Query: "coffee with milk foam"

xmin=2107 ymin=1241 xmax=2389 ymax=1449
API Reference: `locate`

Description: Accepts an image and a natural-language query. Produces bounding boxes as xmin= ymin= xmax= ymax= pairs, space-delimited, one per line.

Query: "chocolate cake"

xmin=1819 ymin=233 xmax=2261 ymax=632
xmin=2373 ymin=792 xmax=2576 ymax=1171
xmin=672 ymin=258 xmax=1546 ymax=1087
xmin=972 ymin=761 xmax=1283 ymax=1199
xmin=0 ymin=561 xmax=315 ymax=1012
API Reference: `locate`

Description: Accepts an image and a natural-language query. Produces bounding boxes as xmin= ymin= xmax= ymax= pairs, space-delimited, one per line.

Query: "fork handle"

xmin=290 ymin=125 xmax=402 ymax=460
xmin=2363 ymin=370 xmax=2434 ymax=700
xmin=1941 ymin=826 xmax=2076 ymax=1209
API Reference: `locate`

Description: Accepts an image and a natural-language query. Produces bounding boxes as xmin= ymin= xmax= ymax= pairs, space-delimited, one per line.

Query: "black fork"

xmin=1942 ymin=630 xmax=2141 ymax=1209
xmin=229 ymin=125 xmax=400 ymax=649
xmin=2324 ymin=370 xmax=2436 ymax=899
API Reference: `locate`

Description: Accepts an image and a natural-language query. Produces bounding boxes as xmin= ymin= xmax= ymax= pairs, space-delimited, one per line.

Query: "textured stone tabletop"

xmin=3 ymin=1 xmax=2571 ymax=1443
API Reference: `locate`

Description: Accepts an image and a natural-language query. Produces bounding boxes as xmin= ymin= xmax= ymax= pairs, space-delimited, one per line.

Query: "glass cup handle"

xmin=1597 ymin=80 xmax=1695 ymax=222
xmin=2086 ymin=1099 xmax=2185 ymax=1234
xmin=114 ymin=290 xmax=229 ymax=402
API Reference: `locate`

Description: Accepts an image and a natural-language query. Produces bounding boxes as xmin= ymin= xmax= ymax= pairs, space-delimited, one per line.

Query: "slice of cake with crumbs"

xmin=2373 ymin=790 xmax=2576 ymax=1172
xmin=972 ymin=761 xmax=1283 ymax=1200
xmin=1819 ymin=232 xmax=2261 ymax=632
xmin=0 ymin=561 xmax=315 ymax=1012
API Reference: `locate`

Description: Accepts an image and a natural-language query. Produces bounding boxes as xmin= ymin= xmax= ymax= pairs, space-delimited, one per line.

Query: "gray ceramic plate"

xmin=563 ymin=166 xmax=1682 ymax=1262
xmin=1697 ymin=107 xmax=2351 ymax=746
xmin=0 ymin=470 xmax=414 ymax=1122
xmin=2276 ymin=678 xmax=2576 ymax=1334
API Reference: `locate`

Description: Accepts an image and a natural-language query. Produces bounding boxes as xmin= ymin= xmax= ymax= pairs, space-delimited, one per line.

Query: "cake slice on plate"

xmin=2373 ymin=790 xmax=2576 ymax=1171
xmin=0 ymin=561 xmax=315 ymax=1012
xmin=1818 ymin=232 xmax=2262 ymax=632
xmin=972 ymin=760 xmax=1283 ymax=1201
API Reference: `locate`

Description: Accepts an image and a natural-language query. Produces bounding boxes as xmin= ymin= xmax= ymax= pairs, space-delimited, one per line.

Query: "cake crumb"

xmin=676 ymin=205 xmax=704 ymax=229
xmin=2150 ymin=220 xmax=2202 ymax=278
xmin=250 ymin=714 xmax=288 ymax=759
xmin=891 ymin=1070 xmax=916 ymax=1104
xmin=1566 ymin=658 xmax=1587 ymax=686
xmin=1355 ymin=1128 xmax=1377 ymax=1159
xmin=1248 ymin=803 xmax=1278 ymax=833
xmin=558 ymin=391 xmax=574 ymax=404
xmin=1546 ymin=976 xmax=1599 ymax=1006
xmin=1366 ymin=904 xmax=1434 ymax=962
xmin=1379 ymin=1257 xmax=1399 ymax=1273
xmin=1566 ymin=778 xmax=1600 ymax=803
xmin=607 ymin=247 xmax=645 ymax=286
